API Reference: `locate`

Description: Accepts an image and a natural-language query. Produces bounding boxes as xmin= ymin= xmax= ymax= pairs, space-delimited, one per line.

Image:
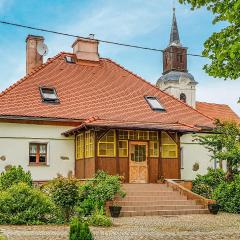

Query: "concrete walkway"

xmin=1 ymin=213 xmax=240 ymax=240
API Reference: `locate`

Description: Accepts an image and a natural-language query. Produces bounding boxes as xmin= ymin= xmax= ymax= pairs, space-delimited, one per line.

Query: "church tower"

xmin=156 ymin=8 xmax=197 ymax=108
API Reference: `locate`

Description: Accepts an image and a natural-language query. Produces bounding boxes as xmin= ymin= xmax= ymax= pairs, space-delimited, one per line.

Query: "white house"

xmin=0 ymin=10 xmax=238 ymax=182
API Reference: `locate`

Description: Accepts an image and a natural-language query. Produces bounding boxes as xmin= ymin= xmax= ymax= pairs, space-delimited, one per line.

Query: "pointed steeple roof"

xmin=169 ymin=8 xmax=181 ymax=47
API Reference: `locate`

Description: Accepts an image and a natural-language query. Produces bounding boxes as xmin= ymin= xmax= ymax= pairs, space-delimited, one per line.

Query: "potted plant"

xmin=109 ymin=200 xmax=122 ymax=218
xmin=157 ymin=176 xmax=165 ymax=184
xmin=208 ymin=203 xmax=220 ymax=214
xmin=109 ymin=191 xmax=126 ymax=218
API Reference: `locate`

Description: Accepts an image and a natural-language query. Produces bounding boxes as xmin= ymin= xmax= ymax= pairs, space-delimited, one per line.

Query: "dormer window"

xmin=145 ymin=96 xmax=165 ymax=111
xmin=40 ymin=87 xmax=59 ymax=103
xmin=64 ymin=56 xmax=76 ymax=64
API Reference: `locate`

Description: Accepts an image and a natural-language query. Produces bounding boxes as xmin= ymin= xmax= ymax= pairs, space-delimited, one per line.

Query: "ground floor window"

xmin=119 ymin=140 xmax=128 ymax=157
xmin=29 ymin=143 xmax=47 ymax=165
xmin=161 ymin=132 xmax=178 ymax=158
xmin=98 ymin=130 xmax=116 ymax=157
xmin=76 ymin=133 xmax=84 ymax=159
xmin=85 ymin=131 xmax=94 ymax=158
xmin=149 ymin=141 xmax=159 ymax=157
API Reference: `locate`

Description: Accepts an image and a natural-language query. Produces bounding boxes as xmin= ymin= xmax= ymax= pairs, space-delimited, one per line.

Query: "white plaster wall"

xmin=180 ymin=133 xmax=226 ymax=180
xmin=0 ymin=123 xmax=75 ymax=181
xmin=159 ymin=80 xmax=196 ymax=108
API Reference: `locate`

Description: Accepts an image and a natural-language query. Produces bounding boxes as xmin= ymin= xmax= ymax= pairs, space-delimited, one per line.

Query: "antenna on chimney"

xmin=37 ymin=42 xmax=48 ymax=56
xmin=89 ymin=34 xmax=95 ymax=39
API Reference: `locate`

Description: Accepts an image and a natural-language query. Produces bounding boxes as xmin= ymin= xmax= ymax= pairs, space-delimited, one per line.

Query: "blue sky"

xmin=0 ymin=0 xmax=239 ymax=114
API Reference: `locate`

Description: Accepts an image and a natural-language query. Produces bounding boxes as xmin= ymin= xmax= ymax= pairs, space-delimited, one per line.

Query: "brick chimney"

xmin=72 ymin=36 xmax=99 ymax=62
xmin=26 ymin=35 xmax=44 ymax=74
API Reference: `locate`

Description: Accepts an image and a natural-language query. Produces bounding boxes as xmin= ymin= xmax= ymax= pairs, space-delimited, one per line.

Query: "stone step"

xmin=120 ymin=209 xmax=209 ymax=217
xmin=122 ymin=195 xmax=187 ymax=201
xmin=121 ymin=204 xmax=204 ymax=211
xmin=123 ymin=184 xmax=168 ymax=191
xmin=118 ymin=200 xmax=197 ymax=206
xmin=125 ymin=191 xmax=179 ymax=196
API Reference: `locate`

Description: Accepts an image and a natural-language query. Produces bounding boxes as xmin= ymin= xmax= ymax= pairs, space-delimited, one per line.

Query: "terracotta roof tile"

xmin=196 ymin=102 xmax=240 ymax=123
xmin=0 ymin=52 xmax=214 ymax=129
xmin=62 ymin=118 xmax=202 ymax=136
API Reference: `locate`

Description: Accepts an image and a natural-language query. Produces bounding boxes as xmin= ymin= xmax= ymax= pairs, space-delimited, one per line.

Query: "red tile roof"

xmin=0 ymin=52 xmax=214 ymax=130
xmin=62 ymin=117 xmax=203 ymax=136
xmin=196 ymin=102 xmax=240 ymax=123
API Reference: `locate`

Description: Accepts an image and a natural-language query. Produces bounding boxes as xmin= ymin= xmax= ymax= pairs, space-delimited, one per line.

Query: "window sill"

xmin=28 ymin=163 xmax=49 ymax=167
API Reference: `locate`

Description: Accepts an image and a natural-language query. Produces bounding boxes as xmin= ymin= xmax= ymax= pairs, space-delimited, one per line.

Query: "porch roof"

xmin=62 ymin=117 xmax=210 ymax=137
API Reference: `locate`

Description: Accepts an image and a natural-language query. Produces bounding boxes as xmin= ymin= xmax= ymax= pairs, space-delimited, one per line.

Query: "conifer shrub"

xmin=0 ymin=165 xmax=32 ymax=190
xmin=69 ymin=217 xmax=93 ymax=240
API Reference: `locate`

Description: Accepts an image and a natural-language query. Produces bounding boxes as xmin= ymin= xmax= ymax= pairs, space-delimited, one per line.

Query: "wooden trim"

xmin=158 ymin=131 xmax=162 ymax=179
xmin=0 ymin=118 xmax=81 ymax=126
xmin=116 ymin=129 xmax=120 ymax=174
xmin=177 ymin=133 xmax=181 ymax=179
xmin=94 ymin=131 xmax=98 ymax=174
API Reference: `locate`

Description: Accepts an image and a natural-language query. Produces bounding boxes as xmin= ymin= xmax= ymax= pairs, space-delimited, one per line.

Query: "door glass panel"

xmin=130 ymin=144 xmax=146 ymax=162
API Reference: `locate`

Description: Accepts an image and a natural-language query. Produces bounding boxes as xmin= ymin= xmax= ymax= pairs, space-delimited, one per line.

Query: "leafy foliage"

xmin=78 ymin=171 xmax=125 ymax=216
xmin=213 ymin=174 xmax=240 ymax=213
xmin=195 ymin=121 xmax=240 ymax=180
xmin=88 ymin=207 xmax=112 ymax=227
xmin=44 ymin=176 xmax=80 ymax=222
xmin=0 ymin=182 xmax=57 ymax=224
xmin=179 ymin=0 xmax=240 ymax=80
xmin=69 ymin=217 xmax=93 ymax=240
xmin=0 ymin=165 xmax=32 ymax=191
xmin=192 ymin=168 xmax=225 ymax=198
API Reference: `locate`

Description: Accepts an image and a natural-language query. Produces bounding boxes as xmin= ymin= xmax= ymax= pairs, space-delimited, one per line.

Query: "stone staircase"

xmin=117 ymin=184 xmax=209 ymax=217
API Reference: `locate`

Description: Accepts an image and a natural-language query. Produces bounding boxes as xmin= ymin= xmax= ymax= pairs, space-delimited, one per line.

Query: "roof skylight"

xmin=145 ymin=96 xmax=165 ymax=111
xmin=40 ymin=87 xmax=59 ymax=103
xmin=64 ymin=56 xmax=76 ymax=64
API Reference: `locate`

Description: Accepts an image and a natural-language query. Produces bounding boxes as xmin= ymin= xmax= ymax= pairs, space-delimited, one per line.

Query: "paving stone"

xmin=0 ymin=213 xmax=240 ymax=240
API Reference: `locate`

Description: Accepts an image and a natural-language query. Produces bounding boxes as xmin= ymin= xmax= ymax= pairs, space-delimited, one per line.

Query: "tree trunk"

xmin=226 ymin=160 xmax=234 ymax=181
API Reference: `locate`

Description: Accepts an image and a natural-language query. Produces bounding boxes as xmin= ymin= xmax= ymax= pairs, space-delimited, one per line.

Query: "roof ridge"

xmin=197 ymin=101 xmax=229 ymax=107
xmin=105 ymin=58 xmax=214 ymax=122
xmin=0 ymin=52 xmax=64 ymax=98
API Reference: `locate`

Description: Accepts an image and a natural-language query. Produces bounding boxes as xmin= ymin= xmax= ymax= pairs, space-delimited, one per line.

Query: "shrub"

xmin=213 ymin=174 xmax=240 ymax=213
xmin=0 ymin=182 xmax=57 ymax=224
xmin=192 ymin=168 xmax=225 ymax=198
xmin=69 ymin=217 xmax=93 ymax=240
xmin=0 ymin=165 xmax=32 ymax=190
xmin=88 ymin=207 xmax=112 ymax=227
xmin=45 ymin=176 xmax=80 ymax=222
xmin=192 ymin=183 xmax=213 ymax=199
xmin=78 ymin=171 xmax=125 ymax=216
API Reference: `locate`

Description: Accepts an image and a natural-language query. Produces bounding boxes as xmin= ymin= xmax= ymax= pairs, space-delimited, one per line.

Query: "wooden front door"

xmin=129 ymin=141 xmax=148 ymax=183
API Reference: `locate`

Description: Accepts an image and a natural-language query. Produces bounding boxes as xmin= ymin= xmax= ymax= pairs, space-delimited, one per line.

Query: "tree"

xmin=196 ymin=121 xmax=240 ymax=180
xmin=179 ymin=0 xmax=240 ymax=80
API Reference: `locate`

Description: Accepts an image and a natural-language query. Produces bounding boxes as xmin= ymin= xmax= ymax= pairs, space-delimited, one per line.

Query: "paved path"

xmin=1 ymin=213 xmax=240 ymax=240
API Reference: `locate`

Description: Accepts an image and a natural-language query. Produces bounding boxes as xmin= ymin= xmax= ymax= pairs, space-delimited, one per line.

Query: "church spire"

xmin=169 ymin=7 xmax=181 ymax=46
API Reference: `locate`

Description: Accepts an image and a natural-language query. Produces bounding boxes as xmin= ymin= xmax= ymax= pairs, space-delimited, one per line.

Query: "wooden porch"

xmin=74 ymin=129 xmax=181 ymax=183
